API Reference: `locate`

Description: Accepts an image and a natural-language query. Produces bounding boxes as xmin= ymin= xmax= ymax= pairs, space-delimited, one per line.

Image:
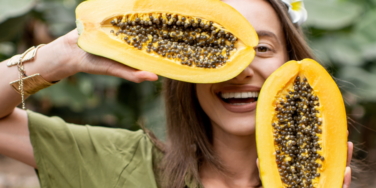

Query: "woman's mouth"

xmin=217 ymin=91 xmax=259 ymax=113
xmin=220 ymin=91 xmax=259 ymax=105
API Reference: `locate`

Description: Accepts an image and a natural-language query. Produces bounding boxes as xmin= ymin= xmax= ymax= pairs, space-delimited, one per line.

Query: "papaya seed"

xmin=108 ymin=13 xmax=238 ymax=68
xmin=271 ymin=76 xmax=323 ymax=187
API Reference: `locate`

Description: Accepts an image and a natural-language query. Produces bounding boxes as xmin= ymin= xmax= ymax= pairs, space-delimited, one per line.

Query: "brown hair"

xmin=160 ymin=0 xmax=315 ymax=187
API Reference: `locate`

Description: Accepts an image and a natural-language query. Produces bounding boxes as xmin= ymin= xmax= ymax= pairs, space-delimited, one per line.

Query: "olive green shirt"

xmin=28 ymin=110 xmax=198 ymax=188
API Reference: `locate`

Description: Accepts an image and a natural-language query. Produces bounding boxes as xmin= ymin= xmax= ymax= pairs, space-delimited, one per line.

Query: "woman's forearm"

xmin=0 ymin=36 xmax=75 ymax=118
xmin=0 ymin=58 xmax=23 ymax=118
xmin=0 ymin=29 xmax=158 ymax=118
xmin=0 ymin=29 xmax=157 ymax=169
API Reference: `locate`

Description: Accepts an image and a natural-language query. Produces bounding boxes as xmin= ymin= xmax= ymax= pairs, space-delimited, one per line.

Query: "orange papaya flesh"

xmin=256 ymin=59 xmax=347 ymax=188
xmin=75 ymin=0 xmax=258 ymax=83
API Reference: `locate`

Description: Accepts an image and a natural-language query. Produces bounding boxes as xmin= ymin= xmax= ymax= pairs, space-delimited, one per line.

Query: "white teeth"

xmin=235 ymin=92 xmax=242 ymax=98
xmin=220 ymin=91 xmax=259 ymax=99
xmin=231 ymin=102 xmax=255 ymax=105
xmin=229 ymin=93 xmax=234 ymax=98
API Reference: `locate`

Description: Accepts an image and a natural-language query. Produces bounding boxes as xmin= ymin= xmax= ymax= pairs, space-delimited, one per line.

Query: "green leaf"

xmin=345 ymin=10 xmax=376 ymax=61
xmin=35 ymin=1 xmax=77 ymax=37
xmin=309 ymin=35 xmax=364 ymax=66
xmin=338 ymin=67 xmax=376 ymax=102
xmin=354 ymin=9 xmax=376 ymax=43
xmin=0 ymin=42 xmax=15 ymax=56
xmin=361 ymin=43 xmax=376 ymax=61
xmin=304 ymin=0 xmax=362 ymax=30
xmin=0 ymin=0 xmax=35 ymax=23
xmin=0 ymin=0 xmax=36 ymax=42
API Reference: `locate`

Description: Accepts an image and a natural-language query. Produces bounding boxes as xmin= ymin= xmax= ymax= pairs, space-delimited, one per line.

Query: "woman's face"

xmin=196 ymin=0 xmax=289 ymax=136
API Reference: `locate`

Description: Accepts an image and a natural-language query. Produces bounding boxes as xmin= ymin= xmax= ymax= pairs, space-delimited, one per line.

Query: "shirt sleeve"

xmin=27 ymin=110 xmax=160 ymax=188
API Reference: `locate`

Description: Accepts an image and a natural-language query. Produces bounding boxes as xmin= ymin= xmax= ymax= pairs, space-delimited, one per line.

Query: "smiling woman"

xmin=163 ymin=0 xmax=351 ymax=188
xmin=0 ymin=0 xmax=352 ymax=188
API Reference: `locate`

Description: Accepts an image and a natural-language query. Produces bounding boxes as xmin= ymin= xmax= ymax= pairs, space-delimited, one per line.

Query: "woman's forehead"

xmin=222 ymin=0 xmax=284 ymax=41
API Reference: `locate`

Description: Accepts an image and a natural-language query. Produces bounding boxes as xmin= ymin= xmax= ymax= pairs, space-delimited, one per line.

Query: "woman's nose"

xmin=233 ymin=65 xmax=254 ymax=82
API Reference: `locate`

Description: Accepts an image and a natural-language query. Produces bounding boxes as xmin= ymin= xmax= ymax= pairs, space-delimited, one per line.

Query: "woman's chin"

xmin=212 ymin=116 xmax=256 ymax=137
xmin=227 ymin=125 xmax=256 ymax=136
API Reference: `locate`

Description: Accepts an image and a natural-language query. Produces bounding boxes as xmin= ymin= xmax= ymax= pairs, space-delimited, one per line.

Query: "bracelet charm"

xmin=7 ymin=44 xmax=49 ymax=110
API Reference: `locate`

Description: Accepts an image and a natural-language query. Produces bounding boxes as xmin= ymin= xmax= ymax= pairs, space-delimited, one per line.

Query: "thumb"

xmin=256 ymin=158 xmax=261 ymax=179
xmin=342 ymin=167 xmax=351 ymax=188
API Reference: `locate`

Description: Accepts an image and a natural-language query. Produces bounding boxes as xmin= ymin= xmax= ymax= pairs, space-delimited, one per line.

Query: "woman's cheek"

xmin=196 ymin=81 xmax=259 ymax=136
xmin=196 ymin=84 xmax=219 ymax=120
xmin=252 ymin=57 xmax=285 ymax=80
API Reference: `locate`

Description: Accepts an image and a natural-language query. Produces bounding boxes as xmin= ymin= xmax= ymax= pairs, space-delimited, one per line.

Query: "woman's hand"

xmin=343 ymin=139 xmax=353 ymax=188
xmin=41 ymin=29 xmax=158 ymax=83
xmin=255 ymin=136 xmax=353 ymax=188
xmin=0 ymin=29 xmax=158 ymax=117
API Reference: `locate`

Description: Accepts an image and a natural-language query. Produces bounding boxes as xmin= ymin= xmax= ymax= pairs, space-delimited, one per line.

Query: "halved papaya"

xmin=75 ymin=0 xmax=258 ymax=83
xmin=256 ymin=59 xmax=347 ymax=188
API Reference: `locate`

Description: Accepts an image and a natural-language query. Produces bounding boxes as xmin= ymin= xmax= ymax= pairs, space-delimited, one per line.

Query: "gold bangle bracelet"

xmin=10 ymin=73 xmax=59 ymax=95
xmin=7 ymin=44 xmax=45 ymax=67
xmin=7 ymin=44 xmax=59 ymax=110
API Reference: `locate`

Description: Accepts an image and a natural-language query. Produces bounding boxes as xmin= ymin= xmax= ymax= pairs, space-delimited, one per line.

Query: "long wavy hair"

xmin=155 ymin=0 xmax=315 ymax=187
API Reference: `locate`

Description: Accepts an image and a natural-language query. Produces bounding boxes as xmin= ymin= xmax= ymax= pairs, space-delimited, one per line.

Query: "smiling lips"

xmin=220 ymin=91 xmax=259 ymax=105
xmin=216 ymin=86 xmax=261 ymax=113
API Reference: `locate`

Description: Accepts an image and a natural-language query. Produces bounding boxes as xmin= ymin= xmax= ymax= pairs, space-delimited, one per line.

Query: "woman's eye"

xmin=256 ymin=46 xmax=269 ymax=52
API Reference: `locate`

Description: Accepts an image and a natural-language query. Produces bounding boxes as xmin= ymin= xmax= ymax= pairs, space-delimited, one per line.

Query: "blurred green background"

xmin=0 ymin=0 xmax=375 ymax=187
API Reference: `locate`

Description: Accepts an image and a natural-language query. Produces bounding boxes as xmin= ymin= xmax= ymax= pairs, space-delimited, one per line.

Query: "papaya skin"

xmin=75 ymin=0 xmax=258 ymax=83
xmin=256 ymin=59 xmax=347 ymax=188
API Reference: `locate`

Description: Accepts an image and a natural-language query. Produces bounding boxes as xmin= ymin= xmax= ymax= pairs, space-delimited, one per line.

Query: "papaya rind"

xmin=256 ymin=58 xmax=347 ymax=188
xmin=75 ymin=0 xmax=258 ymax=83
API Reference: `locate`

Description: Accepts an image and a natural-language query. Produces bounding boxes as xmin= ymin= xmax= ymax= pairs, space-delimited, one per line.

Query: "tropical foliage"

xmin=0 ymin=0 xmax=375 ymax=186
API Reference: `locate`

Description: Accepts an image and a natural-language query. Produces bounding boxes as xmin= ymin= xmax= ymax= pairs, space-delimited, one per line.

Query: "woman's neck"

xmin=200 ymin=126 xmax=261 ymax=188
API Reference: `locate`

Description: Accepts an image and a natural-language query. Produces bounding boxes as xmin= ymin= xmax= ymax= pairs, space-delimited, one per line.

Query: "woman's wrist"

xmin=24 ymin=33 xmax=80 ymax=83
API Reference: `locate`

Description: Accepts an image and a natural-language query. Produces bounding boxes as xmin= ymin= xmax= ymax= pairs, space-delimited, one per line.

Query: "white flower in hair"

xmin=281 ymin=0 xmax=307 ymax=26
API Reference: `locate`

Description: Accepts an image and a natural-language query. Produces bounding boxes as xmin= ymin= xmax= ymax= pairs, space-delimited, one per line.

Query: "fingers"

xmin=346 ymin=130 xmax=353 ymax=167
xmin=64 ymin=29 xmax=80 ymax=46
xmin=80 ymin=53 xmax=158 ymax=83
xmin=102 ymin=60 xmax=158 ymax=82
xmin=342 ymin=167 xmax=351 ymax=188
xmin=342 ymin=131 xmax=353 ymax=188
xmin=62 ymin=32 xmax=158 ymax=83
xmin=347 ymin=141 xmax=353 ymax=166
xmin=133 ymin=70 xmax=159 ymax=82
xmin=109 ymin=64 xmax=158 ymax=83
xmin=256 ymin=158 xmax=261 ymax=179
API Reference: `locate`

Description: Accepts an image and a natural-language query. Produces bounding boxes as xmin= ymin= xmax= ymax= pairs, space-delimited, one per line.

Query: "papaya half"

xmin=75 ymin=0 xmax=258 ymax=83
xmin=256 ymin=59 xmax=347 ymax=188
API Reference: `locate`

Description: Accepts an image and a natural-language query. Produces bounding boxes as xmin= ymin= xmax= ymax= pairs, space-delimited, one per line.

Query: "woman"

xmin=0 ymin=0 xmax=352 ymax=187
